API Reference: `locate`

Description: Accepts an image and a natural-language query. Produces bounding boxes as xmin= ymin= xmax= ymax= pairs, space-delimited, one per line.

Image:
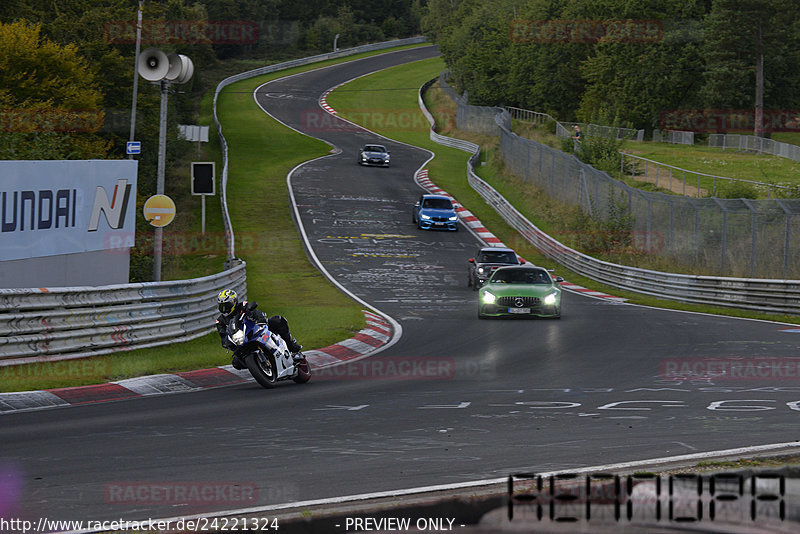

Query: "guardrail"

xmin=0 ymin=261 xmax=246 ymax=366
xmin=0 ymin=38 xmax=428 ymax=367
xmin=420 ymin=78 xmax=800 ymax=315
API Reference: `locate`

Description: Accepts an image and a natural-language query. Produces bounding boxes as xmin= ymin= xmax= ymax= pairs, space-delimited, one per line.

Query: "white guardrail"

xmin=0 ymin=262 xmax=246 ymax=366
xmin=0 ymin=38 xmax=428 ymax=367
xmin=419 ymin=78 xmax=800 ymax=315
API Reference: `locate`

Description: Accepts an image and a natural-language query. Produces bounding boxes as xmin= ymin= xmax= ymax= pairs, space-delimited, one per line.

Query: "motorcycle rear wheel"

xmin=293 ymin=357 xmax=311 ymax=384
xmin=246 ymin=350 xmax=278 ymax=389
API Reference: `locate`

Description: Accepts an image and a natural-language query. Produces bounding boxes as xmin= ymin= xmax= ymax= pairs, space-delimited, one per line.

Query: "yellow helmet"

xmin=217 ymin=289 xmax=238 ymax=316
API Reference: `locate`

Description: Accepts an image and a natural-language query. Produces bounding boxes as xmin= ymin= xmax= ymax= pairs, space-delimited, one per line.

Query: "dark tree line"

xmin=422 ymin=0 xmax=800 ymax=134
xmin=0 ymin=0 xmax=424 ymax=161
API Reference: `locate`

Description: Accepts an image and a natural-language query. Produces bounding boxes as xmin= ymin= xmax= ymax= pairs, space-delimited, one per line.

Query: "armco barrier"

xmin=0 ymin=261 xmax=246 ymax=366
xmin=421 ymin=78 xmax=800 ymax=315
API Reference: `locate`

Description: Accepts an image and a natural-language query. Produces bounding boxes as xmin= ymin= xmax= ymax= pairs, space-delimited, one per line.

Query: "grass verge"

xmin=0 ymin=44 xmax=431 ymax=393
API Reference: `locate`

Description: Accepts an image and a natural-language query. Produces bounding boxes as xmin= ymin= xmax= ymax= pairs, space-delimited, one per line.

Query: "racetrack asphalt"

xmin=2 ymin=45 xmax=800 ymax=528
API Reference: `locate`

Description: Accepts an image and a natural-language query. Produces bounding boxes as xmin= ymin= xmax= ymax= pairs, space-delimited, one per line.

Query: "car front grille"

xmin=498 ymin=296 xmax=541 ymax=307
xmin=431 ymin=216 xmax=450 ymax=222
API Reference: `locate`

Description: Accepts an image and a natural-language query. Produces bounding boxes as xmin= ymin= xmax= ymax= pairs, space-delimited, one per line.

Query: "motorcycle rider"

xmin=215 ymin=289 xmax=303 ymax=370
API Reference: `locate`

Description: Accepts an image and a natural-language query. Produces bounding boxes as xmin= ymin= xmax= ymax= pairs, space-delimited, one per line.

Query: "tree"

xmin=701 ymin=0 xmax=800 ymax=137
xmin=0 ymin=20 xmax=109 ymax=159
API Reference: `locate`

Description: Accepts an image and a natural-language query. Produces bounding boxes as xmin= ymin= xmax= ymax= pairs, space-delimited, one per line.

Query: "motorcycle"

xmin=225 ymin=315 xmax=311 ymax=389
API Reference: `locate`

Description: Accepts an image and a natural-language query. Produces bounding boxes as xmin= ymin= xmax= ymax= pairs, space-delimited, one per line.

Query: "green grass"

xmin=508 ymin=118 xmax=800 ymax=198
xmin=1 ymin=45 xmax=432 ymax=393
xmin=327 ymin=59 xmax=800 ymax=327
xmin=621 ymin=141 xmax=800 ymax=197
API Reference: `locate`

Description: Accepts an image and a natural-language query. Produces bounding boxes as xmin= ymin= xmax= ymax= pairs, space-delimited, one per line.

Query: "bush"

xmin=715 ymin=180 xmax=758 ymax=199
xmin=574 ymin=134 xmax=624 ymax=175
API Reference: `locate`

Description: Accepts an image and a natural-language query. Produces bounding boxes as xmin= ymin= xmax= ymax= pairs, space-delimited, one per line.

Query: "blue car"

xmin=412 ymin=194 xmax=459 ymax=231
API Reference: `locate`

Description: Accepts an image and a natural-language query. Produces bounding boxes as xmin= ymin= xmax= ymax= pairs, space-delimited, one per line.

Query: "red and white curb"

xmin=414 ymin=169 xmax=627 ymax=303
xmin=319 ymin=84 xmax=343 ymax=116
xmin=0 ymin=310 xmax=392 ymax=414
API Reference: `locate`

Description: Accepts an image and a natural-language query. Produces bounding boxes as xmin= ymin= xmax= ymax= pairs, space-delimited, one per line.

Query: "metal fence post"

xmin=712 ymin=198 xmax=728 ymax=273
xmin=694 ymin=201 xmax=700 ymax=264
xmin=777 ymin=200 xmax=792 ymax=279
xmin=743 ymin=199 xmax=758 ymax=277
xmin=682 ymin=170 xmax=686 ymax=196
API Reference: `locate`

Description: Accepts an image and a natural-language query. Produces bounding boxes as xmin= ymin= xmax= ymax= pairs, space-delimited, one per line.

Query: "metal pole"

xmin=201 ymin=195 xmax=206 ymax=235
xmin=153 ymin=80 xmax=169 ymax=282
xmin=785 ymin=214 xmax=792 ymax=279
xmin=128 ymin=0 xmax=143 ymax=160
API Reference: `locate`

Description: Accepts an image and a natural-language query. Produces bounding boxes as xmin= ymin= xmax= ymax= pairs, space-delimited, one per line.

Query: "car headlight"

xmin=543 ymin=292 xmax=558 ymax=306
xmin=420 ymin=214 xmax=431 ymax=220
xmin=477 ymin=267 xmax=485 ymax=274
xmin=231 ymin=329 xmax=245 ymax=345
xmin=482 ymin=291 xmax=496 ymax=304
xmin=448 ymin=216 xmax=458 ymax=221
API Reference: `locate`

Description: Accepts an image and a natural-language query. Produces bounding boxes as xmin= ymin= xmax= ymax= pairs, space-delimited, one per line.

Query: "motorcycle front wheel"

xmin=245 ymin=350 xmax=278 ymax=389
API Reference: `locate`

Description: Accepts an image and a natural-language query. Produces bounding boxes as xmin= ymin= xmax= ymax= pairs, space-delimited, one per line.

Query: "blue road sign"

xmin=126 ymin=141 xmax=141 ymax=155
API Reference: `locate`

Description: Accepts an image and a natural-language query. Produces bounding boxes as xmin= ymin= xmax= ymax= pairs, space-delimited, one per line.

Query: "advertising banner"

xmin=0 ymin=160 xmax=137 ymax=261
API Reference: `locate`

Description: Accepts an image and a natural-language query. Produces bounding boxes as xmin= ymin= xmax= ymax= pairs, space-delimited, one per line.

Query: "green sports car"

xmin=478 ymin=265 xmax=563 ymax=319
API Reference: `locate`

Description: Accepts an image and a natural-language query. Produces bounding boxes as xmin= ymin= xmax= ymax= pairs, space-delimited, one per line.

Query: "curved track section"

xmin=2 ymin=46 xmax=800 ymax=527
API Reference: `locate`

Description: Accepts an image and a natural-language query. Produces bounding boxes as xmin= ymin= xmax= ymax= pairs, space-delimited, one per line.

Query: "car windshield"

xmin=422 ymin=198 xmax=453 ymax=210
xmin=364 ymin=145 xmax=385 ymax=152
xmin=491 ymin=269 xmax=550 ymax=284
xmin=479 ymin=251 xmax=517 ymax=264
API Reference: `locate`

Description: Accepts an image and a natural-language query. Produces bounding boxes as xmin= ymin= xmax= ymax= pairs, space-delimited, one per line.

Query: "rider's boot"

xmin=286 ymin=337 xmax=302 ymax=354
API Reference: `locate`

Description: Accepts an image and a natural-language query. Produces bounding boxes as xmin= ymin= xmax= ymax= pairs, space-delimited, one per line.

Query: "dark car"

xmin=412 ymin=194 xmax=459 ymax=231
xmin=357 ymin=144 xmax=390 ymax=166
xmin=468 ymin=246 xmax=523 ymax=290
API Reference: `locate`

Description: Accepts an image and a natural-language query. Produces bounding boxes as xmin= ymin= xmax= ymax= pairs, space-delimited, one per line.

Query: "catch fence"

xmin=435 ymin=73 xmax=800 ymax=280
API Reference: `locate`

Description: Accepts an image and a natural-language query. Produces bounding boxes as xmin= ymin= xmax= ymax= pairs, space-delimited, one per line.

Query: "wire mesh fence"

xmin=620 ymin=153 xmax=791 ymax=199
xmin=709 ymin=133 xmax=800 ymax=162
xmin=652 ymin=129 xmax=695 ymax=145
xmin=437 ymin=74 xmax=800 ymax=279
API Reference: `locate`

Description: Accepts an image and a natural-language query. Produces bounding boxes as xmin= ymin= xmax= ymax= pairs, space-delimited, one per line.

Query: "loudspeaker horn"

xmin=165 ymin=53 xmax=194 ymax=84
xmin=137 ymin=48 xmax=169 ymax=81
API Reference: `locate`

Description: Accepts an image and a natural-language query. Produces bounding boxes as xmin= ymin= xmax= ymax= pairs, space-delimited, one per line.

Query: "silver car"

xmin=357 ymin=144 xmax=390 ymax=167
